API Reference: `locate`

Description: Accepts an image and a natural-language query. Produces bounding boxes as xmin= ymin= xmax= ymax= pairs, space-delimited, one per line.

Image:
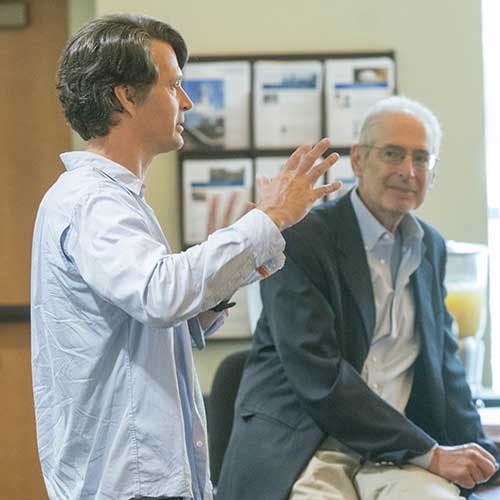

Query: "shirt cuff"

xmin=198 ymin=309 xmax=225 ymax=334
xmin=408 ymin=444 xmax=438 ymax=469
xmin=187 ymin=311 xmax=225 ymax=350
xmin=238 ymin=253 xmax=286 ymax=288
xmin=231 ymin=209 xmax=285 ymax=268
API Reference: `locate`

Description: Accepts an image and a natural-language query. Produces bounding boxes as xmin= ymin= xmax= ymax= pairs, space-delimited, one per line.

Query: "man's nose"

xmin=180 ymin=85 xmax=193 ymax=111
xmin=397 ymin=153 xmax=417 ymax=177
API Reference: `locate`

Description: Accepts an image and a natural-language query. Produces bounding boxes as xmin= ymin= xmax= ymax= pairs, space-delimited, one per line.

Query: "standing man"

xmin=217 ymin=96 xmax=500 ymax=500
xmin=31 ymin=14 xmax=339 ymax=500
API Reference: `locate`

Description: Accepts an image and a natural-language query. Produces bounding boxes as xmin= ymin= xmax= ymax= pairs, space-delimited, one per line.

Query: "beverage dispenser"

xmin=445 ymin=241 xmax=488 ymax=393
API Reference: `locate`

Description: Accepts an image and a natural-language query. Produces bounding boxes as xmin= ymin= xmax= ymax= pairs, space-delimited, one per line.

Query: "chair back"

xmin=207 ymin=349 xmax=250 ymax=485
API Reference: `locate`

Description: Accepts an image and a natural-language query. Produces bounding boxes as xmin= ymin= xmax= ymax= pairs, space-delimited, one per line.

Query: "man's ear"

xmin=426 ymin=169 xmax=436 ymax=191
xmin=350 ymin=144 xmax=364 ymax=178
xmin=114 ymin=85 xmax=137 ymax=116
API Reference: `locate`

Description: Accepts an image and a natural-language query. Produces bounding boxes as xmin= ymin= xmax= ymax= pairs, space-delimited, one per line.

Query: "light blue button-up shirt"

xmin=31 ymin=151 xmax=285 ymax=500
xmin=351 ymin=189 xmax=437 ymax=468
xmin=351 ymin=188 xmax=423 ymax=412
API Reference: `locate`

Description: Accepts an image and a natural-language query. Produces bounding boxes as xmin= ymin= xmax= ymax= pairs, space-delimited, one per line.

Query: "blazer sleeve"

xmin=260 ymin=224 xmax=436 ymax=464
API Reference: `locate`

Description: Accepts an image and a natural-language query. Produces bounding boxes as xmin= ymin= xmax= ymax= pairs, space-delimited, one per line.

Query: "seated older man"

xmin=217 ymin=96 xmax=500 ymax=500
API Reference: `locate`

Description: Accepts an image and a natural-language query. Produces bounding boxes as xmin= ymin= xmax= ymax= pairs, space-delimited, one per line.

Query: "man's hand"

xmin=428 ymin=443 xmax=499 ymax=489
xmin=257 ymin=138 xmax=341 ymax=231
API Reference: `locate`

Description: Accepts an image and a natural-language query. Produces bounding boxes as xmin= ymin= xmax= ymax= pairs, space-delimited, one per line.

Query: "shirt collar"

xmin=350 ymin=188 xmax=423 ymax=253
xmin=60 ymin=151 xmax=145 ymax=196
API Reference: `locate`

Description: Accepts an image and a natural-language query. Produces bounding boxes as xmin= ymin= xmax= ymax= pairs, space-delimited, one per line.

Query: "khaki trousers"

xmin=289 ymin=437 xmax=465 ymax=500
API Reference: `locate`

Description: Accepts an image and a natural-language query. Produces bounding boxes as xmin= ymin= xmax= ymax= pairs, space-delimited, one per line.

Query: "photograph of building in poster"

xmin=254 ymin=60 xmax=323 ymax=148
xmin=182 ymin=158 xmax=253 ymax=246
xmin=325 ymin=57 xmax=395 ymax=147
xmin=182 ymin=61 xmax=251 ymax=150
xmin=325 ymin=155 xmax=357 ymax=200
xmin=255 ymin=156 xmax=325 ymax=204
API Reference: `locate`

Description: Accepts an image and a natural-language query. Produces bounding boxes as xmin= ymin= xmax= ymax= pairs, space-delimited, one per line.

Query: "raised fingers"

xmin=206 ymin=194 xmax=220 ymax=237
xmin=222 ymin=191 xmax=239 ymax=227
xmin=282 ymin=144 xmax=312 ymax=172
xmin=296 ymin=138 xmax=331 ymax=174
xmin=311 ymin=180 xmax=342 ymax=200
xmin=256 ymin=175 xmax=271 ymax=202
xmin=306 ymin=151 xmax=340 ymax=183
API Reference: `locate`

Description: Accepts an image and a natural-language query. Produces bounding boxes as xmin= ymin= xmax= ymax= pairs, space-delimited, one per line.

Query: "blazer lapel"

xmin=411 ymin=244 xmax=441 ymax=363
xmin=334 ymin=197 xmax=376 ymax=347
xmin=410 ymin=243 xmax=447 ymax=429
xmin=411 ymin=244 xmax=445 ymax=406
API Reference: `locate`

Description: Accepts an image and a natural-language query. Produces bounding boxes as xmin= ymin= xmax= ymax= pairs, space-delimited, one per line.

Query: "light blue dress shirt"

xmin=350 ymin=189 xmax=436 ymax=468
xmin=31 ymin=152 xmax=285 ymax=500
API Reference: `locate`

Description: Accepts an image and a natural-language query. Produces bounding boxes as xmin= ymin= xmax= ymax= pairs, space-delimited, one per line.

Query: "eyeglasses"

xmin=361 ymin=144 xmax=438 ymax=172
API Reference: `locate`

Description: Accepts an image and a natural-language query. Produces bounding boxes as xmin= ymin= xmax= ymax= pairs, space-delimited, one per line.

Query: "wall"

xmin=68 ymin=0 xmax=96 ymax=150
xmin=0 ymin=1 xmax=71 ymax=496
xmin=89 ymin=0 xmax=487 ymax=391
xmin=0 ymin=0 xmax=72 ymax=305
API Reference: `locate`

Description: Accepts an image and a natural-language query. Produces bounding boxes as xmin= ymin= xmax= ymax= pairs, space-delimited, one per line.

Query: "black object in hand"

xmin=211 ymin=299 xmax=236 ymax=312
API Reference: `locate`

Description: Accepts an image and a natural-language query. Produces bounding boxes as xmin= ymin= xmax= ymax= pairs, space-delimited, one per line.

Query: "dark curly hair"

xmin=57 ymin=14 xmax=188 ymax=140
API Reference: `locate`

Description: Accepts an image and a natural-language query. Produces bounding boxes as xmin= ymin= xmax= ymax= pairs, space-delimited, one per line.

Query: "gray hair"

xmin=57 ymin=14 xmax=188 ymax=141
xmin=357 ymin=96 xmax=442 ymax=156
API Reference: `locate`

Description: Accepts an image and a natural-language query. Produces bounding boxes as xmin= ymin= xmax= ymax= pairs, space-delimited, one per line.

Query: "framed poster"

xmin=182 ymin=61 xmax=251 ymax=151
xmin=253 ymin=60 xmax=323 ymax=148
xmin=182 ymin=157 xmax=253 ymax=246
xmin=325 ymin=56 xmax=396 ymax=147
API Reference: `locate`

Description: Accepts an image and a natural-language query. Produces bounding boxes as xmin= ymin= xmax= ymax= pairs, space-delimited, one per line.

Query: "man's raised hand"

xmin=257 ymin=138 xmax=341 ymax=231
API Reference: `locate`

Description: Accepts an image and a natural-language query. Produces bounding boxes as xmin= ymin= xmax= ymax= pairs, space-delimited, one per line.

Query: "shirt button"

xmin=380 ymin=259 xmax=386 ymax=264
xmin=372 ymin=383 xmax=379 ymax=390
xmin=196 ymin=440 xmax=204 ymax=448
xmin=372 ymin=356 xmax=377 ymax=362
